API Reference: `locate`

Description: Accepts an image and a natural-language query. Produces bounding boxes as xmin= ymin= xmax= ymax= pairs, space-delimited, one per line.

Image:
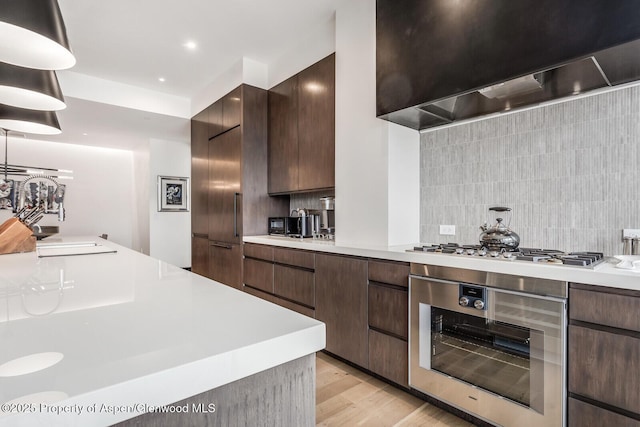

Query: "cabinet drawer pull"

xmin=210 ymin=242 xmax=232 ymax=249
xmin=233 ymin=192 xmax=241 ymax=238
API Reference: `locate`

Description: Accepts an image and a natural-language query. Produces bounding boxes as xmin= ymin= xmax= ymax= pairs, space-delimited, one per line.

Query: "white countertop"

xmin=244 ymin=236 xmax=640 ymax=291
xmin=0 ymin=237 xmax=325 ymax=426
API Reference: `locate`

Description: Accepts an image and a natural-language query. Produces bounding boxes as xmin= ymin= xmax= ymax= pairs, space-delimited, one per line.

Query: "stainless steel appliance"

xmin=268 ymin=216 xmax=313 ymax=238
xmin=288 ymin=215 xmax=313 ymax=238
xmin=408 ymin=243 xmax=604 ymax=267
xmin=409 ymin=264 xmax=567 ymax=427
xmin=318 ymin=196 xmax=335 ymax=239
xmin=268 ymin=216 xmax=290 ymax=236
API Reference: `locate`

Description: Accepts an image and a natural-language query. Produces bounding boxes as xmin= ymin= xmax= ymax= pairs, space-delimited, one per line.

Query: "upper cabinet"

xmin=222 ymin=86 xmax=241 ymax=132
xmin=268 ymin=53 xmax=335 ymax=195
xmin=377 ymin=0 xmax=640 ymax=131
xmin=268 ymin=75 xmax=299 ymax=195
xmin=208 ymin=86 xmax=242 ymax=139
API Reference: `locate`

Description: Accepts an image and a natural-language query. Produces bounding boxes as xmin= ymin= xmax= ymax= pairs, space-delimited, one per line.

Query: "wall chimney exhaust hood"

xmin=376 ymin=0 xmax=640 ymax=131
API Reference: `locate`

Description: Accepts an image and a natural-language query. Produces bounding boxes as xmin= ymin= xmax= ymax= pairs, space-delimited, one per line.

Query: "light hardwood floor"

xmin=316 ymin=352 xmax=474 ymax=427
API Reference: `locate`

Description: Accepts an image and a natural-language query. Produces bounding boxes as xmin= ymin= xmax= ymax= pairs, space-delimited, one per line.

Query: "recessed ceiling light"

xmin=82 ymin=133 xmax=88 ymax=136
xmin=183 ymin=40 xmax=197 ymax=51
xmin=158 ymin=77 xmax=165 ymax=82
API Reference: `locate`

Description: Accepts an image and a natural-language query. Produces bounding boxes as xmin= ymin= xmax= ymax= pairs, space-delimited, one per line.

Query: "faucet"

xmin=18 ymin=175 xmax=66 ymax=222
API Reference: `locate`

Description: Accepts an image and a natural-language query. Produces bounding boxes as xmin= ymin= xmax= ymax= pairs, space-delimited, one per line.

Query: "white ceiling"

xmin=27 ymin=0 xmax=342 ymax=149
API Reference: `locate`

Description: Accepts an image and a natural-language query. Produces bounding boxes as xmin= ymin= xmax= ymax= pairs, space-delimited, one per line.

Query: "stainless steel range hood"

xmin=376 ymin=0 xmax=640 ymax=131
xmin=413 ymin=54 xmax=619 ymax=129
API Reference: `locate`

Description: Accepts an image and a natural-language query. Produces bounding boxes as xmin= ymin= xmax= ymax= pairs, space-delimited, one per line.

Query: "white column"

xmin=335 ymin=0 xmax=419 ymax=247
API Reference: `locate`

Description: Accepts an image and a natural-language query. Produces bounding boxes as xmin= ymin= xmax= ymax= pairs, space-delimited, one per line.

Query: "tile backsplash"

xmin=290 ymin=190 xmax=335 ymax=213
xmin=420 ymin=85 xmax=640 ymax=256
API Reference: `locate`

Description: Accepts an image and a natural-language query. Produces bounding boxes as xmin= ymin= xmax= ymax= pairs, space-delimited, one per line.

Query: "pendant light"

xmin=0 ymin=0 xmax=76 ymax=70
xmin=0 ymin=104 xmax=61 ymax=135
xmin=0 ymin=62 xmax=65 ymax=111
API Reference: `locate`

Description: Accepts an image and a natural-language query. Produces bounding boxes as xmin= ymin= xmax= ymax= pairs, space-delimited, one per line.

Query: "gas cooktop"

xmin=408 ymin=243 xmax=605 ymax=268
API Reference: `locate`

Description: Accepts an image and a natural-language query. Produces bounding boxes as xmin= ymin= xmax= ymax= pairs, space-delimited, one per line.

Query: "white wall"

xmin=190 ymin=14 xmax=335 ymax=117
xmin=334 ymin=0 xmax=420 ymax=247
xmin=388 ymin=123 xmax=420 ymax=245
xmin=148 ymin=138 xmax=191 ymax=268
xmin=0 ymin=138 xmax=137 ymax=248
xmin=267 ymin=15 xmax=336 ymax=88
xmin=132 ymin=146 xmax=150 ymax=255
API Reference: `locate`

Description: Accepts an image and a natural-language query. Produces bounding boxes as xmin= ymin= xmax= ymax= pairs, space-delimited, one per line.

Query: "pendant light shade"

xmin=0 ymin=0 xmax=76 ymax=70
xmin=0 ymin=104 xmax=61 ymax=135
xmin=0 ymin=62 xmax=65 ymax=111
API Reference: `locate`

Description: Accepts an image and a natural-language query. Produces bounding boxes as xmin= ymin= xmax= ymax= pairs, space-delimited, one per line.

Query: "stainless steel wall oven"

xmin=409 ymin=264 xmax=567 ymax=427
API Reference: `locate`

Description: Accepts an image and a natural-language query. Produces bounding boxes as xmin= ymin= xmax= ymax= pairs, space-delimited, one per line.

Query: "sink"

xmin=31 ymin=226 xmax=59 ymax=240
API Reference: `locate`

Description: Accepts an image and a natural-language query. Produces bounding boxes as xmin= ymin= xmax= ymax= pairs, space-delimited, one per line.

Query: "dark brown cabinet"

xmin=243 ymin=242 xmax=274 ymax=294
xmin=315 ymin=253 xmax=368 ymax=368
xmin=208 ymin=126 xmax=242 ymax=245
xmin=222 ymin=87 xmax=241 ymax=132
xmin=268 ymin=76 xmax=298 ymax=195
xmin=241 ymin=245 xmax=413 ymax=386
xmin=243 ymin=243 xmax=315 ymax=318
xmin=297 ymin=53 xmax=335 ymax=192
xmin=190 ymin=108 xmax=210 ymax=276
xmin=568 ymin=283 xmax=640 ymax=427
xmin=208 ymin=87 xmax=241 ymax=139
xmin=191 ymin=109 xmax=209 ymax=237
xmin=209 ymin=242 xmax=242 ymax=290
xmin=268 ymin=53 xmax=335 ymax=194
xmin=190 ymin=85 xmax=288 ymax=286
xmin=367 ymin=260 xmax=409 ymax=387
xmin=207 ymin=100 xmax=223 ymax=138
xmin=191 ymin=236 xmax=209 ymax=277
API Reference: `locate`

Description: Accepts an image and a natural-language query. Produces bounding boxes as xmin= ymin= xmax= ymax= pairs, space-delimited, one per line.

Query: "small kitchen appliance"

xmin=318 ymin=196 xmax=335 ymax=239
xmin=268 ymin=215 xmax=313 ymax=238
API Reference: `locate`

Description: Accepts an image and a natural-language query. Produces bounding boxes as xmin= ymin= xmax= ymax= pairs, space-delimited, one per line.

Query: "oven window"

xmin=431 ymin=307 xmax=543 ymax=409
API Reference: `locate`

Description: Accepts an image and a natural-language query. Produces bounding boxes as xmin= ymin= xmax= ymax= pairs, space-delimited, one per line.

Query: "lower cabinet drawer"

xmin=368 ymin=260 xmax=409 ymax=288
xmin=274 ymin=264 xmax=314 ymax=308
xmin=368 ymin=284 xmax=407 ymax=339
xmin=244 ymin=243 xmax=274 ymax=262
xmin=243 ymin=257 xmax=274 ymax=293
xmin=273 ymin=247 xmax=315 ymax=269
xmin=368 ymin=329 xmax=408 ymax=388
xmin=569 ymin=325 xmax=640 ymax=414
xmin=244 ymin=286 xmax=315 ymax=318
xmin=569 ymin=397 xmax=640 ymax=427
xmin=209 ymin=243 xmax=242 ymax=289
xmin=191 ymin=237 xmax=209 ymax=277
xmin=570 ymin=286 xmax=640 ymax=332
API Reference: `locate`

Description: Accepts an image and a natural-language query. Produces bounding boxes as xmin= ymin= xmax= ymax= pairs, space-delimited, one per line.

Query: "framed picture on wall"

xmin=157 ymin=176 xmax=190 ymax=212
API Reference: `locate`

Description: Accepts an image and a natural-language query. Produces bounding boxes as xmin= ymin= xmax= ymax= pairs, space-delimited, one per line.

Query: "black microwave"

xmin=268 ymin=217 xmax=290 ymax=236
xmin=268 ymin=217 xmax=313 ymax=238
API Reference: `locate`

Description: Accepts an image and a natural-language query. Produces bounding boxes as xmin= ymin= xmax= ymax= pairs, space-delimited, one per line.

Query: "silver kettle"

xmin=479 ymin=207 xmax=520 ymax=251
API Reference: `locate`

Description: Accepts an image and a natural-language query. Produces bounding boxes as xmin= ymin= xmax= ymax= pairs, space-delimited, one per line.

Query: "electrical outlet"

xmin=623 ymin=229 xmax=640 ymax=239
xmin=439 ymin=225 xmax=456 ymax=235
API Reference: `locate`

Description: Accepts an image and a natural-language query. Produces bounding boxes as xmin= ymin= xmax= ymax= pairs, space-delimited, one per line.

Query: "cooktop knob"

xmin=474 ymin=299 xmax=485 ymax=310
xmin=459 ymin=297 xmax=470 ymax=307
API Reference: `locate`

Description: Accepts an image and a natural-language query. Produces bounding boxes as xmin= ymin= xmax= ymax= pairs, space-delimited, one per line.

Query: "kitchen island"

xmin=0 ymin=237 xmax=325 ymax=427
